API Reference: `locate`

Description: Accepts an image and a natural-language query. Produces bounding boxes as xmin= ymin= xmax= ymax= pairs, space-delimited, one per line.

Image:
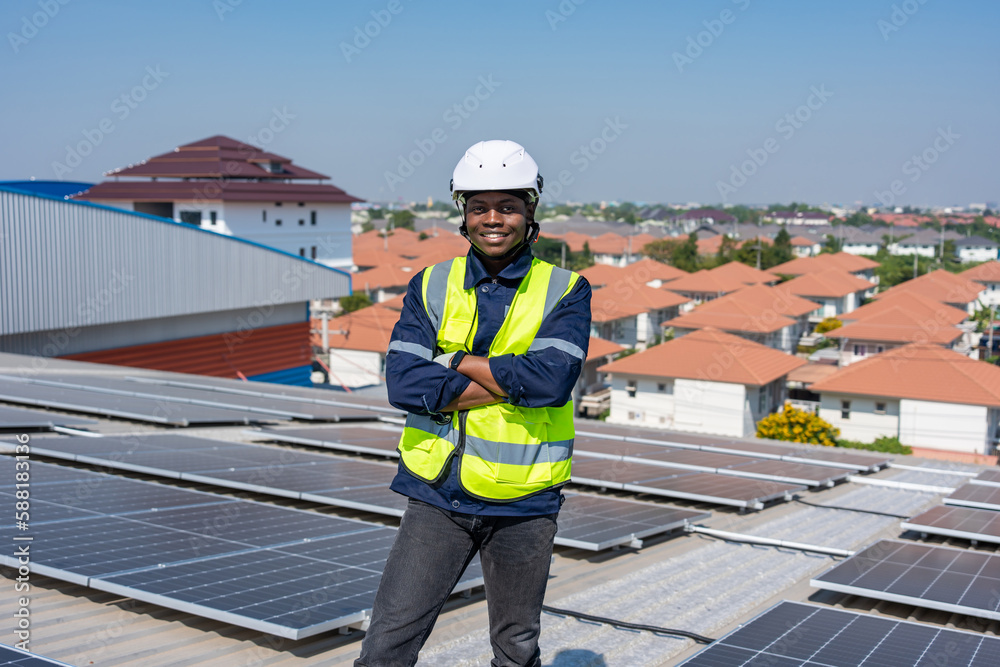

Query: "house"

xmin=872 ymin=269 xmax=984 ymax=315
xmin=842 ymin=290 xmax=970 ymax=328
xmin=825 ymin=306 xmax=967 ymax=365
xmin=597 ymin=327 xmax=806 ymax=437
xmin=707 ymin=261 xmax=780 ymax=286
xmin=888 ymin=228 xmax=963 ymax=258
xmin=75 ymin=135 xmax=362 ymax=270
xmin=962 ymin=261 xmax=1000 ymax=308
xmin=790 ymin=235 xmax=822 ymax=257
xmin=575 ymin=336 xmax=626 ymax=418
xmin=780 ymin=270 xmax=875 ymax=321
xmin=954 ymin=236 xmax=999 ymax=263
xmin=671 ymin=208 xmax=736 ymax=233
xmin=837 ymin=228 xmax=883 ymax=256
xmin=810 ymin=344 xmax=1000 ymax=457
xmin=663 ymin=283 xmax=818 ymax=354
xmin=579 ymin=259 xmax=686 ymax=290
xmin=313 ymin=304 xmax=401 ymax=388
xmin=663 ymin=269 xmax=748 ymax=310
xmin=590 ymin=282 xmax=689 ymax=347
xmin=769 ymin=252 xmax=880 ymax=287
xmin=765 ymin=210 xmax=831 ymax=226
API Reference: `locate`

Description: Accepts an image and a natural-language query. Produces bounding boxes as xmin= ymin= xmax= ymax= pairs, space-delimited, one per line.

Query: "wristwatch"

xmin=449 ymin=350 xmax=467 ymax=371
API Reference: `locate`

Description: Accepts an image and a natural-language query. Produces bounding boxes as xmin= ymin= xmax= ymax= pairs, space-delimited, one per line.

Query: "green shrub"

xmin=837 ymin=435 xmax=911 ymax=455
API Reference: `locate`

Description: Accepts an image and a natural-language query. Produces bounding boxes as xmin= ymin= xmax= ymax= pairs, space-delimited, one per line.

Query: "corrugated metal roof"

xmin=0 ymin=187 xmax=351 ymax=337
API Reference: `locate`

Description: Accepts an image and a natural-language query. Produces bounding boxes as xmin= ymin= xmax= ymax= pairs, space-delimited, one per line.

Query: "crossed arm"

xmin=441 ymin=355 xmax=506 ymax=411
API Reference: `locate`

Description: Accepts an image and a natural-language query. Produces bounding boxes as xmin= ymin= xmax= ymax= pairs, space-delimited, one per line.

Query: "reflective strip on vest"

xmin=397 ymin=256 xmax=581 ymax=501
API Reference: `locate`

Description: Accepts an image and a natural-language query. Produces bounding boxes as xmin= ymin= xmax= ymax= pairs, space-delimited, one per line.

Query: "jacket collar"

xmin=463 ymin=245 xmax=534 ymax=289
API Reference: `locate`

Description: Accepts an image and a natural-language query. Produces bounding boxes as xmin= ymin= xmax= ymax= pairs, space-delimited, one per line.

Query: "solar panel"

xmin=253 ymin=425 xmax=403 ymax=457
xmin=9 ymin=434 xmax=709 ymax=551
xmin=0 ymin=458 xmax=483 ymax=638
xmin=570 ymin=458 xmax=803 ymax=509
xmin=677 ymin=600 xmax=1000 ymax=666
xmin=945 ymin=483 xmax=1000 ymax=511
xmin=31 ymin=374 xmax=380 ymax=422
xmin=902 ymin=505 xmax=1000 ymax=545
xmin=811 ymin=539 xmax=1000 ymax=620
xmin=0 ymin=377 xmax=259 ymax=426
xmin=0 ymin=644 xmax=77 ymax=666
xmin=971 ymin=469 xmax=1000 ymax=487
xmin=556 ymin=493 xmax=710 ymax=550
xmin=0 ymin=404 xmax=96 ymax=430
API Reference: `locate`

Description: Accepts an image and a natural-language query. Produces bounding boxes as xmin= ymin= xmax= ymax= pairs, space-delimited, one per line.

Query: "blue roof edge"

xmin=0 ymin=183 xmax=354 ymax=288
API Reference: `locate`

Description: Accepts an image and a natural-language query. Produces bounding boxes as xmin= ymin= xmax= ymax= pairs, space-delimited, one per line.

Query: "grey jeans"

xmin=355 ymin=498 xmax=559 ymax=667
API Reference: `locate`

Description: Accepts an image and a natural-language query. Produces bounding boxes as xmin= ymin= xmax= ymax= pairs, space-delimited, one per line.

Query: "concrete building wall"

xmin=899 ymin=399 xmax=989 ymax=454
xmin=819 ymin=393 xmax=900 ymax=443
xmin=607 ymin=375 xmax=748 ymax=437
xmin=324 ymin=349 xmax=383 ymax=389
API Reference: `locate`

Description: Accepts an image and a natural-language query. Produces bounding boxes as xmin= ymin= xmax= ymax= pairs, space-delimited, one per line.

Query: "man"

xmin=356 ymin=140 xmax=591 ymax=667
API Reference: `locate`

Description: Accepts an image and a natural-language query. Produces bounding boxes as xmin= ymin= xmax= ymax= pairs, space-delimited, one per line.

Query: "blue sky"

xmin=2 ymin=0 xmax=997 ymax=208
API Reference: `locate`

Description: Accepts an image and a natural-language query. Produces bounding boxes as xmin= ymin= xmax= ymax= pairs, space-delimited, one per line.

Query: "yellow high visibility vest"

xmin=397 ymin=255 xmax=580 ymax=502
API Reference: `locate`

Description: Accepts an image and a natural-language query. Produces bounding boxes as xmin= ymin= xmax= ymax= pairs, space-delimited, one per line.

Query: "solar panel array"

xmin=255 ymin=425 xmax=403 ymax=457
xmin=811 ymin=539 xmax=1000 ymax=621
xmin=0 ymin=458 xmax=483 ymax=639
xmin=677 ymin=601 xmax=1000 ymax=666
xmin=0 ymin=644 xmax=76 ymax=666
xmin=903 ymin=505 xmax=1000 ymax=545
xmin=944 ymin=483 xmax=1000 ymax=511
xmin=0 ymin=404 xmax=96 ymax=430
xmin=972 ymin=469 xmax=1000 ymax=487
xmin=577 ymin=424 xmax=891 ymax=472
xmin=5 ymin=434 xmax=709 ymax=551
xmin=570 ymin=457 xmax=803 ymax=510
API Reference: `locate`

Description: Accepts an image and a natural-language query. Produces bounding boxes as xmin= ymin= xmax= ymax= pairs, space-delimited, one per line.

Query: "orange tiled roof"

xmin=705 ymin=283 xmax=820 ymax=318
xmin=843 ymin=290 xmax=968 ymax=326
xmin=598 ymin=327 xmax=805 ymax=385
xmin=621 ymin=258 xmax=687 ymax=283
xmin=587 ymin=336 xmax=625 ymax=361
xmin=664 ymin=309 xmax=795 ymax=334
xmin=590 ymin=283 xmax=689 ymax=323
xmin=311 ymin=304 xmax=400 ymax=353
xmin=352 ymin=264 xmax=419 ymax=292
xmin=769 ymin=252 xmax=878 ymax=276
xmin=579 ymin=263 xmax=626 ymax=288
xmin=782 ymin=270 xmax=875 ymax=298
xmin=790 ymin=236 xmax=818 ymax=247
xmin=962 ymin=261 xmax=1000 ymax=284
xmin=708 ymin=261 xmax=780 ymax=285
xmin=787 ymin=363 xmax=839 ymax=385
xmin=873 ymin=269 xmax=983 ymax=305
xmin=809 ymin=344 xmax=1000 ymax=407
xmin=664 ymin=269 xmax=748 ymax=295
xmin=825 ymin=306 xmax=963 ymax=345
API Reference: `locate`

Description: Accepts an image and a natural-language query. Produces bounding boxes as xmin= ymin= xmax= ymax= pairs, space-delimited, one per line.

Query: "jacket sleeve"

xmin=489 ymin=276 xmax=592 ymax=408
xmin=385 ymin=271 xmax=471 ymax=415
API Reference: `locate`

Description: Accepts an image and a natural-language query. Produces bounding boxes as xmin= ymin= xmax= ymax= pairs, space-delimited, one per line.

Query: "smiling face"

xmin=464 ymin=191 xmax=535 ymax=263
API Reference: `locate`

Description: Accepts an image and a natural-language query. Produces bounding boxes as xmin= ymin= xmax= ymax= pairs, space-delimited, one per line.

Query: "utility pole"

xmin=912 ymin=249 xmax=918 ymax=279
xmin=561 ymin=240 xmax=566 ymax=269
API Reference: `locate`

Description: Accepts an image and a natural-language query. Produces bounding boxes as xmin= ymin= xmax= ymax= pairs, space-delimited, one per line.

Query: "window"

xmin=657 ymin=383 xmax=666 ymax=392
xmin=262 ymin=210 xmax=267 ymax=222
xmin=299 ymin=248 xmax=305 ymax=257
xmin=841 ymin=400 xmax=851 ymax=420
xmin=299 ymin=219 xmax=305 ymax=226
xmin=853 ymin=344 xmax=867 ymax=357
xmin=209 ymin=211 xmax=217 ymax=225
xmin=298 ymin=202 xmax=305 ymax=207
xmin=626 ymin=380 xmax=637 ymax=398
xmin=875 ymin=345 xmax=884 ymax=354
xmin=276 ymin=219 xmax=282 ymax=226
xmin=310 ymin=211 xmax=317 ymax=225
xmin=311 ymin=246 xmax=317 ymax=260
xmin=178 ymin=210 xmax=201 ymax=226
xmin=875 ymin=402 xmax=886 ymax=415
xmin=275 ymin=202 xmax=282 ymax=207
xmin=657 ymin=381 xmax=674 ymax=394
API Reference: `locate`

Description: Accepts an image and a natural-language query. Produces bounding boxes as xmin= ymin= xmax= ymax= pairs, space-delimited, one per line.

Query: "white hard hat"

xmin=450 ymin=140 xmax=543 ymax=203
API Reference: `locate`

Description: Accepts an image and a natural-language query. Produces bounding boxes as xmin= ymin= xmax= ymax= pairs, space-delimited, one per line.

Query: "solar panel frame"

xmin=555 ymin=493 xmax=710 ymax=550
xmin=811 ymin=539 xmax=1000 ymax=620
xmin=676 ymin=600 xmax=1000 ymax=667
xmin=252 ymin=425 xmax=403 ymax=458
xmin=971 ymin=469 xmax=1000 ymax=488
xmin=0 ymin=404 xmax=97 ymax=430
xmin=945 ymin=483 xmax=1000 ymax=511
xmin=902 ymin=505 xmax=1000 ymax=545
xmin=0 ymin=644 xmax=78 ymax=666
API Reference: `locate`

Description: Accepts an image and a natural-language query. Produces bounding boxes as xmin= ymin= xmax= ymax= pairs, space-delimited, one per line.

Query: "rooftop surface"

xmin=1 ymin=353 xmax=998 ymax=666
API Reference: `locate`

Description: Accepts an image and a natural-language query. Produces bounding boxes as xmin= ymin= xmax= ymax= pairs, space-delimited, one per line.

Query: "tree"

xmin=770 ymin=228 xmax=793 ymax=266
xmin=338 ymin=293 xmax=373 ymax=314
xmin=822 ymin=233 xmax=843 ymax=254
xmin=672 ymin=233 xmax=700 ymax=272
xmin=369 ymin=208 xmax=385 ymax=220
xmin=390 ymin=210 xmax=415 ymax=231
xmin=814 ymin=317 xmax=842 ymax=334
xmin=756 ymin=405 xmax=839 ymax=447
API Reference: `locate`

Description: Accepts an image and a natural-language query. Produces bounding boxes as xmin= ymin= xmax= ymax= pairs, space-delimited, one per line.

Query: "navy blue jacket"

xmin=385 ymin=246 xmax=592 ymax=515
